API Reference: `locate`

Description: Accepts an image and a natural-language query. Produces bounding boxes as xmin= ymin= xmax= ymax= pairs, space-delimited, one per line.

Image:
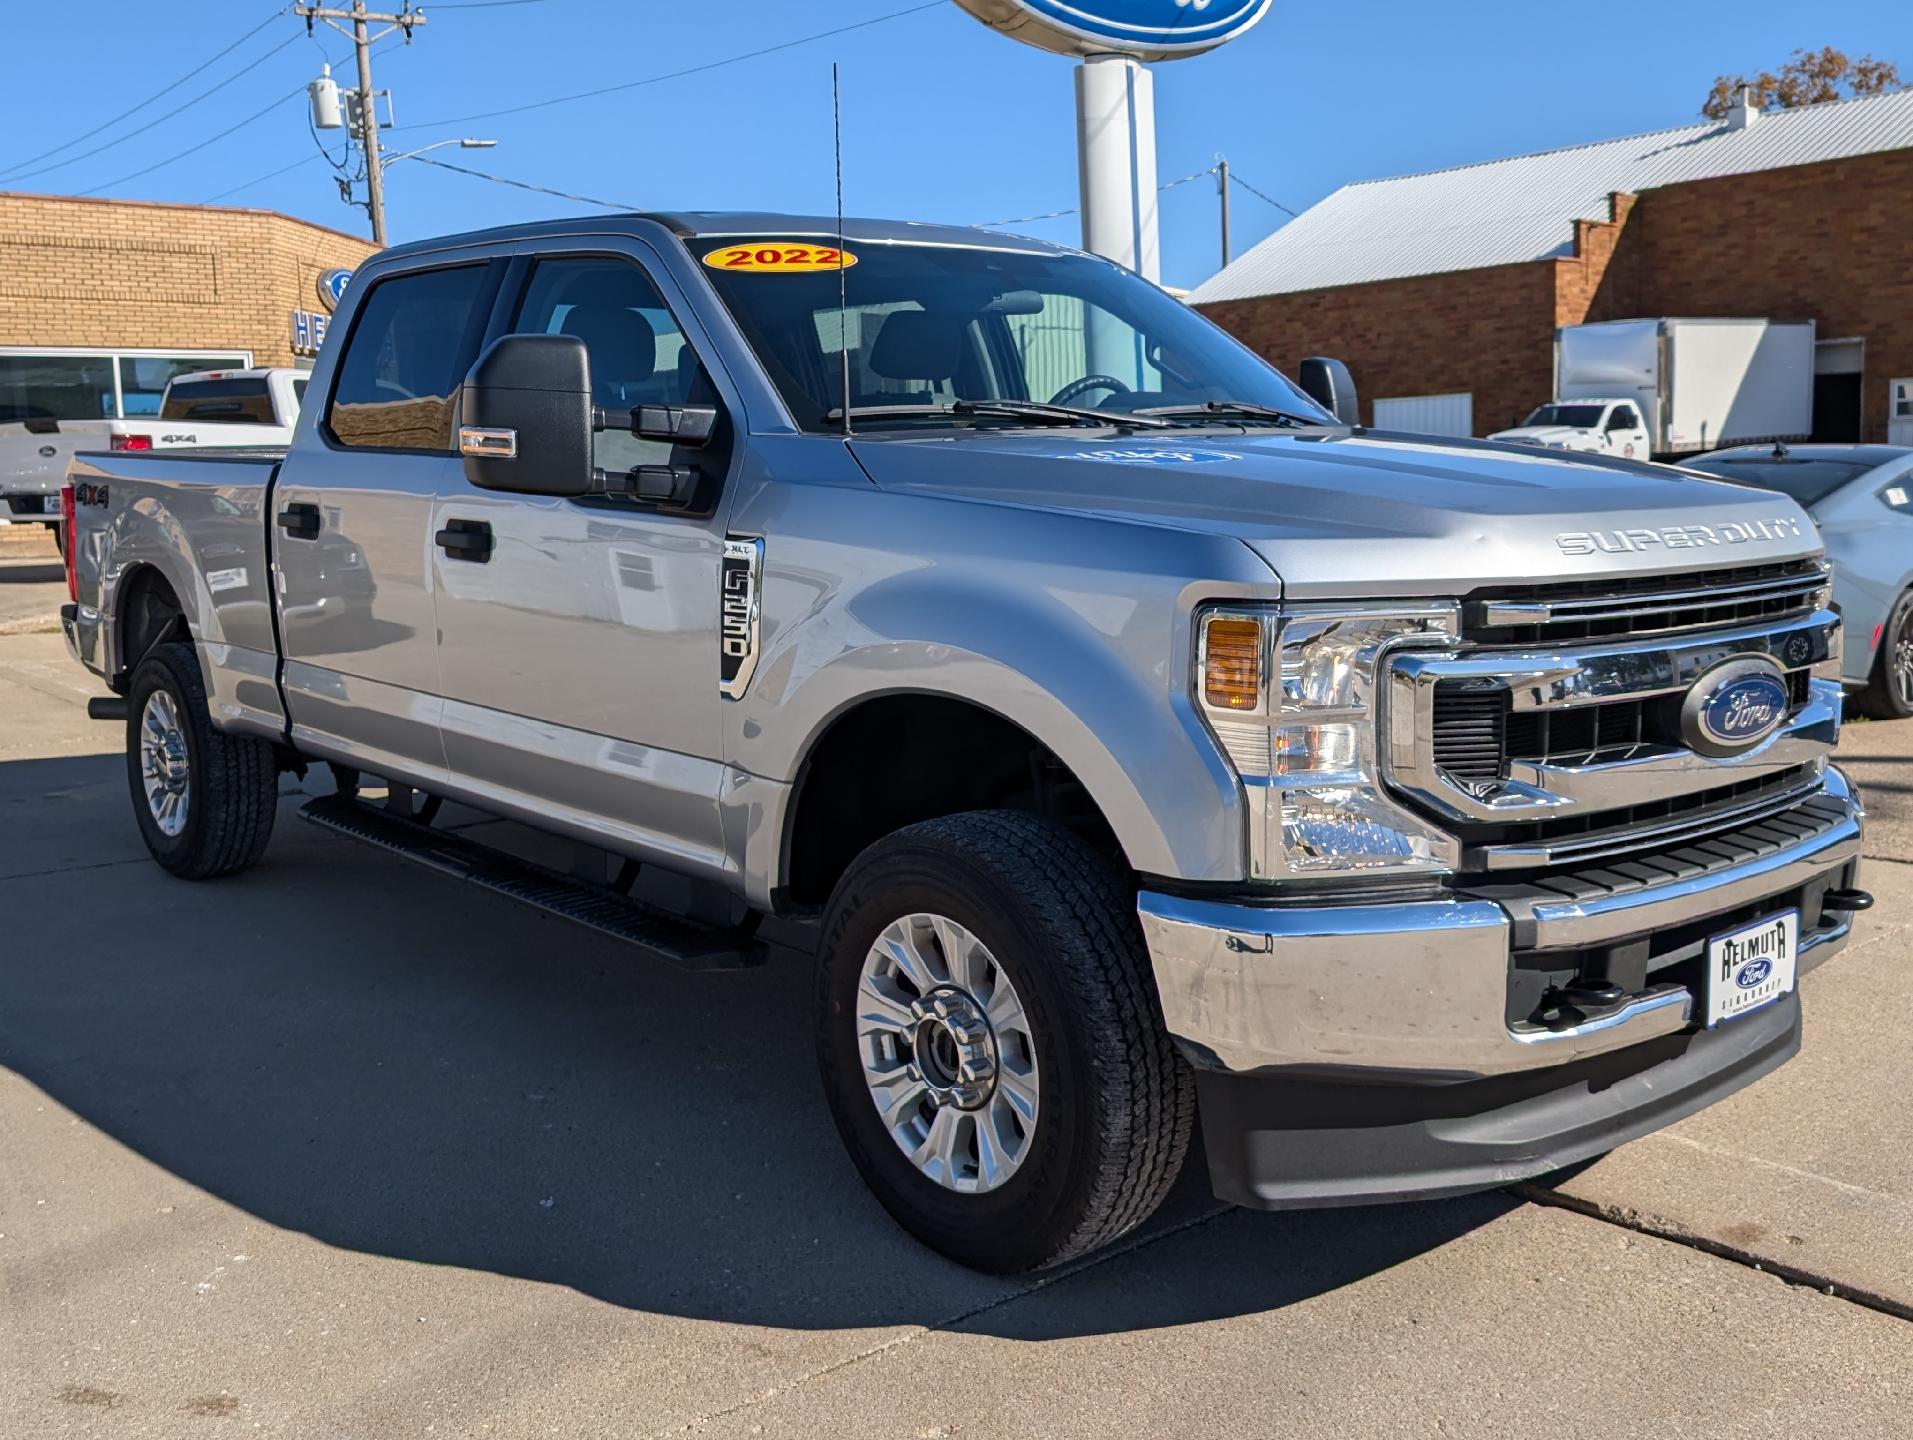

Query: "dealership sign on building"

xmin=290 ymin=266 xmax=354 ymax=358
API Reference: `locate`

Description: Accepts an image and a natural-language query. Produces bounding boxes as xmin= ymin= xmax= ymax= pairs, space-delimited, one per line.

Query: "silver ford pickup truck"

xmin=59 ymin=213 xmax=1871 ymax=1273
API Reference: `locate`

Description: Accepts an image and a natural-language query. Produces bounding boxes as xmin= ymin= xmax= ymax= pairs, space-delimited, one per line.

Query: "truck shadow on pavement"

xmin=1 ymin=754 xmax=1510 ymax=1340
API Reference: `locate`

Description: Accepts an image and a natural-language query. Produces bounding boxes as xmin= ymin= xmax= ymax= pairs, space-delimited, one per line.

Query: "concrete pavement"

xmin=3 ymin=524 xmax=1911 ymax=1438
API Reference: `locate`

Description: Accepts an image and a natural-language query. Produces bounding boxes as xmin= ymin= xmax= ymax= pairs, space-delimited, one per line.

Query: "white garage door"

xmin=1373 ymin=392 xmax=1474 ymax=437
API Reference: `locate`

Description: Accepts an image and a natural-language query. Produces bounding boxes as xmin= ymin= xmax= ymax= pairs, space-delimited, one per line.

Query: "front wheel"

xmin=815 ymin=811 xmax=1193 ymax=1273
xmin=125 ymin=641 xmax=279 ymax=878
xmin=1859 ymin=589 xmax=1913 ymax=720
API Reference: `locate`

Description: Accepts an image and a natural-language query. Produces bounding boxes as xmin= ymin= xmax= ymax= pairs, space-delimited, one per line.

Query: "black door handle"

xmin=435 ymin=518 xmax=494 ymax=562
xmin=277 ymin=503 xmax=321 ymax=540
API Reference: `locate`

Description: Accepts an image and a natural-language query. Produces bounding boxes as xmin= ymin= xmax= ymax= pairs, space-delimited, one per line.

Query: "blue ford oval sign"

xmin=1736 ymin=957 xmax=1774 ymax=989
xmin=953 ymin=0 xmax=1271 ymax=60
xmin=317 ymin=267 xmax=354 ymax=312
xmin=1680 ymin=659 xmax=1790 ymax=756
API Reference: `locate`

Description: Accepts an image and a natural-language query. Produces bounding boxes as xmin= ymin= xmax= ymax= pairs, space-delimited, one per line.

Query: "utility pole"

xmin=295 ymin=1 xmax=425 ymax=246
xmin=1216 ymin=155 xmax=1232 ymax=269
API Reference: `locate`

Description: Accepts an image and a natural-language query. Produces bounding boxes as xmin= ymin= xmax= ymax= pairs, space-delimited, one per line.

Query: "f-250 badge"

xmin=719 ymin=536 xmax=763 ymax=699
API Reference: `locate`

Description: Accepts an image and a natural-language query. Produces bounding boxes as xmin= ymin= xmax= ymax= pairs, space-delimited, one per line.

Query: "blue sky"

xmin=1 ymin=1 xmax=1905 ymax=289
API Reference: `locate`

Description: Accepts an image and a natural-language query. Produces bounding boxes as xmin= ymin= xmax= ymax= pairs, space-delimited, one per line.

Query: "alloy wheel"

xmin=856 ymin=912 xmax=1040 ymax=1193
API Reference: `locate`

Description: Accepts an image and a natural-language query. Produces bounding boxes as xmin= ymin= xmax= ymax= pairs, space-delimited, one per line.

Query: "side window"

xmin=1609 ymin=405 xmax=1640 ymax=431
xmin=328 ymin=265 xmax=491 ymax=451
xmin=511 ymin=255 xmax=706 ymax=475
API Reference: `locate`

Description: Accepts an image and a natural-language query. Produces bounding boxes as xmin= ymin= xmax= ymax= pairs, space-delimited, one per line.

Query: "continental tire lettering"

xmin=719 ymin=536 xmax=763 ymax=699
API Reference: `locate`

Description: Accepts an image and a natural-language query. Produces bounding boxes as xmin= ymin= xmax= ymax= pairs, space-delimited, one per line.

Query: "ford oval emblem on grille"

xmin=1679 ymin=658 xmax=1791 ymax=757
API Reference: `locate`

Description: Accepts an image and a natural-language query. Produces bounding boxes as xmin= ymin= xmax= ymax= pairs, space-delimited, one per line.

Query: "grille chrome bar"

xmin=1465 ymin=558 xmax=1829 ymax=647
xmin=1465 ymin=771 xmax=1825 ymax=871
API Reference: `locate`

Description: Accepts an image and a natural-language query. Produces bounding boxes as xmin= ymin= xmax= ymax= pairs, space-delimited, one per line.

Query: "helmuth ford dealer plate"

xmin=1705 ymin=909 xmax=1799 ymax=1027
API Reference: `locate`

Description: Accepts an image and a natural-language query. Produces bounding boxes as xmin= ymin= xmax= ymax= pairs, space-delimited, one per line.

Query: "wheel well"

xmin=782 ymin=694 xmax=1122 ymax=908
xmin=116 ymin=566 xmax=187 ymax=683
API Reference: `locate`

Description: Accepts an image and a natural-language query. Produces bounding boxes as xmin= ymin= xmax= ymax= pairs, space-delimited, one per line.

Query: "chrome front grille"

xmin=1390 ymin=587 xmax=1844 ymax=874
xmin=1463 ymin=558 xmax=1829 ymax=648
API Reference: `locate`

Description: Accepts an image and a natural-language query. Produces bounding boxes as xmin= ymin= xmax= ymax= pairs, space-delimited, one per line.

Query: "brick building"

xmin=0 ymin=192 xmax=374 ymax=424
xmin=1193 ymin=88 xmax=1913 ymax=445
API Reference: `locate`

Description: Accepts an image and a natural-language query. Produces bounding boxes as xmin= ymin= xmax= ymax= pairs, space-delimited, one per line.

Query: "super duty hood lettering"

xmin=1556 ymin=517 xmax=1804 ymax=556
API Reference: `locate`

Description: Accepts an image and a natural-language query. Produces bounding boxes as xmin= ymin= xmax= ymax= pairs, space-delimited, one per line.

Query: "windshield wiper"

xmin=821 ymin=399 xmax=1171 ymax=429
xmin=1134 ymin=400 xmax=1330 ymax=428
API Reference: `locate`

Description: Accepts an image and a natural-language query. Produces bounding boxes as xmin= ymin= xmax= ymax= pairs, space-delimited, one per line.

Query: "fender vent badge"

xmin=719 ymin=536 xmax=763 ymax=699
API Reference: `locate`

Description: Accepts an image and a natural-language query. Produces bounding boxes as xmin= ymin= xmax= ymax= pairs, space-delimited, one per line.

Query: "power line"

xmin=1229 ymin=170 xmax=1299 ymax=219
xmin=388 ymin=1 xmax=944 ymax=132
xmin=423 ymin=0 xmax=554 ymax=6
xmin=76 ymin=85 xmax=309 ymax=198
xmin=4 ymin=29 xmax=306 ymax=186
xmin=0 ymin=5 xmax=291 ymax=181
xmin=203 ymin=152 xmax=325 ymax=204
xmin=406 ymin=153 xmax=637 ymax=210
xmin=974 ymin=164 xmax=1222 ymax=230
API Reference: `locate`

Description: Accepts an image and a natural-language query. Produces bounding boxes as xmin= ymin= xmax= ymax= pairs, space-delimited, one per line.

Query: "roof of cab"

xmin=373 ymin=211 xmax=1071 ymax=263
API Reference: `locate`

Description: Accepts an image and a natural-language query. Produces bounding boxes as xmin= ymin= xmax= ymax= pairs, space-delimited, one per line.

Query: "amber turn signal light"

xmin=1203 ymin=616 xmax=1263 ymax=710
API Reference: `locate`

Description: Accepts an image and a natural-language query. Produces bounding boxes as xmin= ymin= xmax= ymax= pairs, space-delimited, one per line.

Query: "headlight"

xmin=1198 ymin=604 xmax=1460 ymax=879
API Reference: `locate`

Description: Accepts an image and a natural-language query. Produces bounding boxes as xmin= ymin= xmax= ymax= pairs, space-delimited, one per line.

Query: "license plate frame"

xmin=1704 ymin=908 xmax=1799 ymax=1028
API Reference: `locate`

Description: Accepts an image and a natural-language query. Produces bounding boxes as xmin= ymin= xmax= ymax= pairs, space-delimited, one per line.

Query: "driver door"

xmin=1605 ymin=403 xmax=1650 ymax=460
xmin=429 ymin=245 xmax=740 ymax=878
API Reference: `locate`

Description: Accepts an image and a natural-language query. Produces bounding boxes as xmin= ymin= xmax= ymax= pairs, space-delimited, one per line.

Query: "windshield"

xmin=692 ymin=237 xmax=1332 ymax=431
xmin=1523 ymin=403 xmax=1607 ymax=428
xmin=1683 ymin=455 xmax=1874 ymax=506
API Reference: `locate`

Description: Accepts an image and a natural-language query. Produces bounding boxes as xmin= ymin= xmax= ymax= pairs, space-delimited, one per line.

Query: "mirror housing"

xmin=459 ymin=333 xmax=594 ymax=496
xmin=1298 ymin=355 xmax=1360 ymax=427
xmin=629 ymin=403 xmax=718 ymax=447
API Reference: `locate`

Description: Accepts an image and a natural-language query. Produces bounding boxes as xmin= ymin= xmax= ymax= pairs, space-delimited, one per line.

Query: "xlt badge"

xmin=719 ymin=536 xmax=763 ymax=699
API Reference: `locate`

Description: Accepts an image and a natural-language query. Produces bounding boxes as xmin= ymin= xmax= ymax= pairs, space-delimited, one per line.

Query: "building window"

xmin=0 ymin=353 xmax=116 ymax=425
xmin=0 ymin=348 xmax=252 ymax=423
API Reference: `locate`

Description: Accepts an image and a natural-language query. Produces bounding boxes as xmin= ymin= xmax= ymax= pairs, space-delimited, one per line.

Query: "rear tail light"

xmin=60 ymin=484 xmax=78 ymax=602
xmin=109 ymin=433 xmax=153 ymax=451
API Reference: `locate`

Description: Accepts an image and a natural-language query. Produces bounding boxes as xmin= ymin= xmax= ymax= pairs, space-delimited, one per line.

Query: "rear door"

xmin=275 ymin=256 xmax=502 ymax=784
xmin=428 ymin=242 xmax=741 ymax=877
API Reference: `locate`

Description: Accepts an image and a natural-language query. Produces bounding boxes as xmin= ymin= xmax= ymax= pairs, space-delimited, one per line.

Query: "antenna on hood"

xmin=833 ymin=62 xmax=852 ymax=439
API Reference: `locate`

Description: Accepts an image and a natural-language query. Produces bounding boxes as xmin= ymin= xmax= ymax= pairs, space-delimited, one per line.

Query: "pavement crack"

xmin=1862 ymin=852 xmax=1912 ymax=867
xmin=1514 ymin=1183 xmax=1913 ymax=1325
xmin=643 ymin=1203 xmax=1235 ymax=1438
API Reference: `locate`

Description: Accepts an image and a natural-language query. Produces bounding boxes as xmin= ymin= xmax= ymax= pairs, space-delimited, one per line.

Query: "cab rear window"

xmin=159 ymin=378 xmax=275 ymax=424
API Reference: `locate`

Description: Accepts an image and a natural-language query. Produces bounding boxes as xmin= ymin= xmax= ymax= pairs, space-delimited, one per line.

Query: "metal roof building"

xmin=1194 ymin=87 xmax=1913 ymax=304
xmin=1192 ymin=89 xmax=1913 ymax=447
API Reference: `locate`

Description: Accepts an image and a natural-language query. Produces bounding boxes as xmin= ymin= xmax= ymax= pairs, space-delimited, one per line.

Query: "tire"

xmin=815 ymin=810 xmax=1194 ymax=1273
xmin=1858 ymin=589 xmax=1913 ymax=720
xmin=125 ymin=640 xmax=279 ymax=879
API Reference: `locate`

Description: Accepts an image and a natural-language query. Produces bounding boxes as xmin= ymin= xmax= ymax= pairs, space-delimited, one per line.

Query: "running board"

xmin=299 ymin=793 xmax=766 ymax=971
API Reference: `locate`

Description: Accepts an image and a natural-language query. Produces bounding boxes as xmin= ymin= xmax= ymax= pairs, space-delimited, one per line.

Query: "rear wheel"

xmin=1859 ymin=590 xmax=1913 ymax=720
xmin=815 ymin=810 xmax=1193 ymax=1273
xmin=125 ymin=641 xmax=279 ymax=878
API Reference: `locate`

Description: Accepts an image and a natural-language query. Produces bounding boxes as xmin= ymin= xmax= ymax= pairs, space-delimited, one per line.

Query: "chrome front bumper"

xmin=1138 ymin=766 xmax=1863 ymax=1081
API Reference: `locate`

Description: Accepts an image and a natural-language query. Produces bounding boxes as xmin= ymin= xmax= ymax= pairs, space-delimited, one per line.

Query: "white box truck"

xmin=1554 ymin=318 xmax=1815 ymax=457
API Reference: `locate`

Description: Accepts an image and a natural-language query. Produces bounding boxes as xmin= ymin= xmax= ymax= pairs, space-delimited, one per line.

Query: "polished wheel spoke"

xmin=858 ymin=911 xmax=1040 ymax=1195
xmin=138 ymin=691 xmax=191 ymax=838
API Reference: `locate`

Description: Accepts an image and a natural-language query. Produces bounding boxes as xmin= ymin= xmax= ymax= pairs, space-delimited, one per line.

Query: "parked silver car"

xmin=1686 ymin=444 xmax=1913 ymax=717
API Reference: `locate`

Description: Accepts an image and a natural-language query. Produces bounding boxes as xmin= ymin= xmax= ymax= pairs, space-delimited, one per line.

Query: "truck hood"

xmin=1483 ymin=424 xmax=1596 ymax=447
xmin=847 ymin=429 xmax=1822 ymax=599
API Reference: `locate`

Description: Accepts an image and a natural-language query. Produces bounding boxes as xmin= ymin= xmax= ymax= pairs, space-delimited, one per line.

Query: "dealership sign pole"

xmin=952 ymin=1 xmax=1270 ymax=284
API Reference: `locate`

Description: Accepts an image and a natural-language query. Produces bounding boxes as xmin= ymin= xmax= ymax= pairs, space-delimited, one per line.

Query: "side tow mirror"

xmin=458 ymin=333 xmax=594 ymax=497
xmin=1298 ymin=355 xmax=1360 ymax=427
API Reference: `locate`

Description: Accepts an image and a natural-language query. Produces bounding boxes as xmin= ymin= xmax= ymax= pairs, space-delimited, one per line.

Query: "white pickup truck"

xmin=3 ymin=368 xmax=306 ymax=547
xmin=1489 ymin=398 xmax=1653 ymax=460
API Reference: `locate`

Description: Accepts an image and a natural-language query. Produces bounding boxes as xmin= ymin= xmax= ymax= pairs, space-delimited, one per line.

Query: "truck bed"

xmin=66 ymin=449 xmax=284 ymax=732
